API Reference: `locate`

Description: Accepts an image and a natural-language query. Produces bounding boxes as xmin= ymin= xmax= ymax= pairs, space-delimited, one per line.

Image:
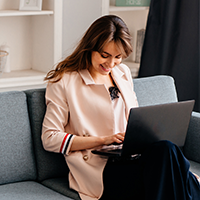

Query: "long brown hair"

xmin=45 ymin=15 xmax=133 ymax=83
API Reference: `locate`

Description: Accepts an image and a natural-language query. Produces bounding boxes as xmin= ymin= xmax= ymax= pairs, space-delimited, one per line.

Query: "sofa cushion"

xmin=0 ymin=181 xmax=73 ymax=200
xmin=42 ymin=178 xmax=80 ymax=200
xmin=0 ymin=91 xmax=36 ymax=185
xmin=189 ymin=160 xmax=200 ymax=177
xmin=25 ymin=89 xmax=69 ymax=182
xmin=184 ymin=111 xmax=200 ymax=163
xmin=133 ymin=75 xmax=178 ymax=107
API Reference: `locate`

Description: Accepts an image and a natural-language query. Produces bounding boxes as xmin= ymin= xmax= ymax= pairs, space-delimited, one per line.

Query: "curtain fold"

xmin=138 ymin=0 xmax=199 ymax=111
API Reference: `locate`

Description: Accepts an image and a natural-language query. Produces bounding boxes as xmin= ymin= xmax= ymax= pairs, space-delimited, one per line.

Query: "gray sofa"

xmin=0 ymin=75 xmax=200 ymax=200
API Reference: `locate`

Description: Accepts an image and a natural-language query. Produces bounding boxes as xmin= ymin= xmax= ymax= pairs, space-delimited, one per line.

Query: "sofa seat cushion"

xmin=42 ymin=177 xmax=80 ymax=200
xmin=189 ymin=160 xmax=200 ymax=177
xmin=0 ymin=181 xmax=73 ymax=200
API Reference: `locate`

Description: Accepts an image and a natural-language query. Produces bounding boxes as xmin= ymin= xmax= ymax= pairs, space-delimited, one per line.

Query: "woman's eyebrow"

xmin=102 ymin=51 xmax=122 ymax=57
xmin=102 ymin=51 xmax=111 ymax=56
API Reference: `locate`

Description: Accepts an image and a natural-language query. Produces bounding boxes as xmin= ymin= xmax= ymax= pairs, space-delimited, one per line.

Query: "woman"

xmin=42 ymin=15 xmax=200 ymax=200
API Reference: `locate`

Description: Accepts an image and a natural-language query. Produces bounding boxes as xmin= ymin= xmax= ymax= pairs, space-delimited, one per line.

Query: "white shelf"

xmin=0 ymin=10 xmax=53 ymax=17
xmin=109 ymin=6 xmax=149 ymax=12
xmin=0 ymin=70 xmax=46 ymax=91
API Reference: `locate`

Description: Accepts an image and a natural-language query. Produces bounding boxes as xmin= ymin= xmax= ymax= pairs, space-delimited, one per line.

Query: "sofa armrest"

xmin=184 ymin=111 xmax=200 ymax=163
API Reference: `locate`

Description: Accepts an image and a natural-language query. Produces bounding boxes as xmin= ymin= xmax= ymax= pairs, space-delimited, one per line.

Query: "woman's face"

xmin=90 ymin=41 xmax=122 ymax=77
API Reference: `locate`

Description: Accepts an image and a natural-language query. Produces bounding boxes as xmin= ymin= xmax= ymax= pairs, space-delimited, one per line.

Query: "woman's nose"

xmin=107 ymin=58 xmax=116 ymax=68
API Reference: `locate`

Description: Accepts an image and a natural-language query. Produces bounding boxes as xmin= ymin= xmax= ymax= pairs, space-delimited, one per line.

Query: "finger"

xmin=117 ymin=132 xmax=125 ymax=137
xmin=114 ymin=136 xmax=124 ymax=143
xmin=116 ymin=133 xmax=125 ymax=141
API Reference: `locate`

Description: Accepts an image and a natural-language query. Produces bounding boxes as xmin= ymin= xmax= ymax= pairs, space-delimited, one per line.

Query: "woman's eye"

xmin=101 ymin=54 xmax=108 ymax=58
xmin=116 ymin=56 xmax=122 ymax=59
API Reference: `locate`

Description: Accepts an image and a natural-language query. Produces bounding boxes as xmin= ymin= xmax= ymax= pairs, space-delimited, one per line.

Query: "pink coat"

xmin=42 ymin=63 xmax=138 ymax=200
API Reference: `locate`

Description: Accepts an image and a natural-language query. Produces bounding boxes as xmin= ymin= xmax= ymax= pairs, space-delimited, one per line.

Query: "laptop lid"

xmin=121 ymin=100 xmax=194 ymax=156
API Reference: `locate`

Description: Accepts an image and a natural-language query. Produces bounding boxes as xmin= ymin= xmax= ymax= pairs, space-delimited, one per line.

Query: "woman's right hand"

xmin=70 ymin=132 xmax=125 ymax=152
xmin=101 ymin=132 xmax=125 ymax=146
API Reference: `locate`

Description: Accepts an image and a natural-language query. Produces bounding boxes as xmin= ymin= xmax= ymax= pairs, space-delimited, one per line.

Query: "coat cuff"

xmin=60 ymin=133 xmax=74 ymax=155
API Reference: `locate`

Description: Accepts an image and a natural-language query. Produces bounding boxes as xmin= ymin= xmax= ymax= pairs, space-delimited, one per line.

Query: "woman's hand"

xmin=101 ymin=132 xmax=125 ymax=145
xmin=70 ymin=132 xmax=125 ymax=152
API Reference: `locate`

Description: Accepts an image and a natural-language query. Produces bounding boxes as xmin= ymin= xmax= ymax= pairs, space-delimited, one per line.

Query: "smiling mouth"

xmin=100 ymin=64 xmax=111 ymax=72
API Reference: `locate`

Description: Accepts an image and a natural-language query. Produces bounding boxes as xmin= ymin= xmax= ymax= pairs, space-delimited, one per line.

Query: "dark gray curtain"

xmin=138 ymin=0 xmax=199 ymax=111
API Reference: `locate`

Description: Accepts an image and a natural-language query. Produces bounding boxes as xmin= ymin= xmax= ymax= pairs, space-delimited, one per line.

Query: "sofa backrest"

xmin=0 ymin=91 xmax=37 ymax=185
xmin=25 ymin=89 xmax=69 ymax=182
xmin=133 ymin=75 xmax=178 ymax=106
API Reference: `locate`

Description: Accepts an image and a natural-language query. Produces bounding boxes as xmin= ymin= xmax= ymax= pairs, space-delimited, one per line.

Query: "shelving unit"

xmin=0 ymin=0 xmax=149 ymax=92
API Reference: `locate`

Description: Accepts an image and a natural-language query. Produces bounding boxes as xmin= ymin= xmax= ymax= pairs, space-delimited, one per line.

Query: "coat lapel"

xmin=111 ymin=65 xmax=138 ymax=119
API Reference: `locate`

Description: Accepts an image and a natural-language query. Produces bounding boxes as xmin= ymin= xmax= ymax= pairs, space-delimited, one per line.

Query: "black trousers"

xmin=100 ymin=141 xmax=200 ymax=200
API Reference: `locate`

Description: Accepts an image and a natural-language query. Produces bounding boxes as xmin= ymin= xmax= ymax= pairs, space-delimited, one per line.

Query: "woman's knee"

xmin=148 ymin=140 xmax=176 ymax=153
xmin=149 ymin=140 xmax=189 ymax=166
xmin=154 ymin=140 xmax=175 ymax=150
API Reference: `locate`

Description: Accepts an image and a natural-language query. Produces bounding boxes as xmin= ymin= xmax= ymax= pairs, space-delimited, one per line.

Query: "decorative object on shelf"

xmin=116 ymin=0 xmax=151 ymax=6
xmin=0 ymin=45 xmax=10 ymax=73
xmin=0 ymin=50 xmax=9 ymax=74
xmin=19 ymin=0 xmax=43 ymax=11
xmin=135 ymin=29 xmax=145 ymax=63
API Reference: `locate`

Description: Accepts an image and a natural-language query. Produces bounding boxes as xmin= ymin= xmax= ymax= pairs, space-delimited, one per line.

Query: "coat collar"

xmin=78 ymin=69 xmax=95 ymax=85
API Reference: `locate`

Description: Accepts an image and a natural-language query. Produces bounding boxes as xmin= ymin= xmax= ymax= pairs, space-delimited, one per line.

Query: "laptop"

xmin=92 ymin=100 xmax=195 ymax=158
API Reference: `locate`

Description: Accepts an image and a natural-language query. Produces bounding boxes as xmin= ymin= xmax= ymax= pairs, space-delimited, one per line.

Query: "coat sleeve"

xmin=42 ymin=78 xmax=75 ymax=155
